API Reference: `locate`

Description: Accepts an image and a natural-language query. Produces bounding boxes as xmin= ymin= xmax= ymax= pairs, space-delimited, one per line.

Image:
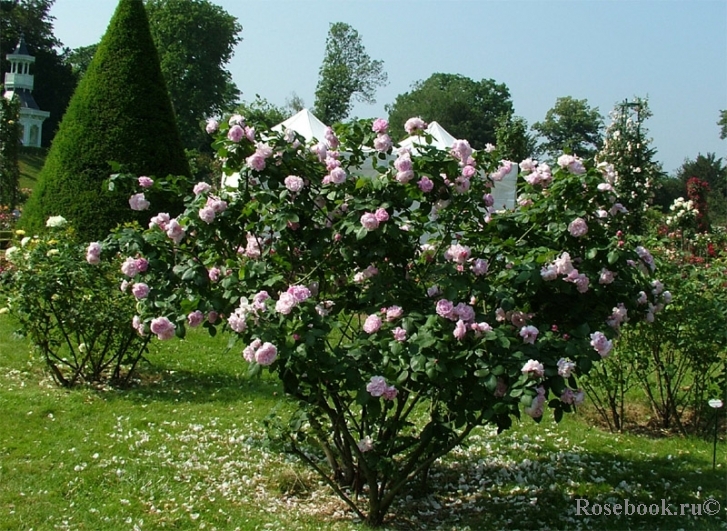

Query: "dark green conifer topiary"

xmin=20 ymin=0 xmax=190 ymax=241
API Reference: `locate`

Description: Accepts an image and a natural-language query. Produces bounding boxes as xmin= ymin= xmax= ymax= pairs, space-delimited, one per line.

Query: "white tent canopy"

xmin=270 ymin=108 xmax=329 ymax=143
xmin=397 ymin=121 xmax=458 ymax=153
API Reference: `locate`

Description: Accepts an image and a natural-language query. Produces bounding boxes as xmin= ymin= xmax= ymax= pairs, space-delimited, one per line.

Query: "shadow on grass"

xmin=379 ymin=447 xmax=726 ymax=531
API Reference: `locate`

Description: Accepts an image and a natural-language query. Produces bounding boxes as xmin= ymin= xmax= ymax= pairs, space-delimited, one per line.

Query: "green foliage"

xmin=144 ymin=0 xmax=242 ymax=150
xmin=106 ymin=115 xmax=660 ymax=525
xmin=233 ymin=95 xmax=287 ymax=130
xmin=494 ymin=115 xmax=537 ymax=163
xmin=675 ymin=153 xmax=727 ymax=226
xmin=0 ymin=220 xmax=149 ymax=386
xmin=386 ymin=73 xmax=514 ymax=149
xmin=719 ymin=109 xmax=727 ymax=140
xmin=0 ymin=92 xmax=21 ymax=208
xmin=19 ymin=0 xmax=190 ymax=242
xmin=532 ymin=96 xmax=604 ymax=160
xmin=65 ymin=42 xmax=97 ymax=80
xmin=597 ymin=97 xmax=664 ymax=235
xmin=0 ymin=0 xmax=77 ymax=147
xmin=312 ymin=22 xmax=387 ymax=124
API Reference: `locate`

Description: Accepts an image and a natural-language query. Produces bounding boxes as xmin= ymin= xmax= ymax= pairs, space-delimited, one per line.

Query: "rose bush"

xmin=0 ymin=219 xmax=150 ymax=386
xmin=104 ymin=116 xmax=663 ymax=526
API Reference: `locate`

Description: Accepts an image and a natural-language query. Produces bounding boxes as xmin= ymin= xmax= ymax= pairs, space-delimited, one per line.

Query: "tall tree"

xmin=0 ymin=92 xmax=21 ymax=208
xmin=386 ymin=73 xmax=513 ymax=149
xmin=144 ymin=0 xmax=242 ymax=149
xmin=719 ymin=109 xmax=727 ymax=140
xmin=596 ymin=97 xmax=663 ymax=234
xmin=494 ymin=115 xmax=537 ymax=163
xmin=313 ymin=22 xmax=387 ymax=125
xmin=1 ymin=0 xmax=76 ymax=147
xmin=20 ymin=0 xmax=190 ymax=241
xmin=532 ymin=96 xmax=603 ymax=160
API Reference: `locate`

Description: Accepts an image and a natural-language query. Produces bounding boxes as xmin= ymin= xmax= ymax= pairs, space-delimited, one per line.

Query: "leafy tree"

xmin=65 ymin=43 xmax=97 ymax=80
xmin=596 ymin=97 xmax=664 ymax=234
xmin=144 ymin=0 xmax=242 ymax=150
xmin=719 ymin=109 xmax=727 ymax=140
xmin=0 ymin=92 xmax=21 ymax=208
xmin=531 ymin=96 xmax=603 ymax=160
xmin=675 ymin=153 xmax=727 ymax=225
xmin=386 ymin=73 xmax=514 ymax=149
xmin=234 ymin=95 xmax=286 ymax=130
xmin=494 ymin=115 xmax=537 ymax=163
xmin=312 ymin=22 xmax=387 ymax=124
xmin=1 ymin=0 xmax=77 ymax=147
xmin=285 ymin=92 xmax=305 ymax=114
xmin=20 ymin=0 xmax=190 ymax=241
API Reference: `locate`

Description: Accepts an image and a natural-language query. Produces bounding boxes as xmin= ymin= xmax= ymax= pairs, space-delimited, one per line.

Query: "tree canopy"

xmin=312 ymin=22 xmax=387 ymax=125
xmin=386 ymin=73 xmax=513 ymax=149
xmin=719 ymin=109 xmax=727 ymax=140
xmin=532 ymin=96 xmax=603 ymax=160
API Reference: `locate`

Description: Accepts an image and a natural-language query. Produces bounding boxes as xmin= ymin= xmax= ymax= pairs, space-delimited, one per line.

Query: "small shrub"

xmin=0 ymin=218 xmax=149 ymax=386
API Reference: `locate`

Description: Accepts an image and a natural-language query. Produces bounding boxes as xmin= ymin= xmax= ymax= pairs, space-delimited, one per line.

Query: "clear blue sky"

xmin=49 ymin=0 xmax=726 ymax=175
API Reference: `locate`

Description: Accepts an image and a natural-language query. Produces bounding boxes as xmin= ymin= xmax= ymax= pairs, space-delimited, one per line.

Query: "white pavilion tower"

xmin=3 ymin=35 xmax=50 ymax=147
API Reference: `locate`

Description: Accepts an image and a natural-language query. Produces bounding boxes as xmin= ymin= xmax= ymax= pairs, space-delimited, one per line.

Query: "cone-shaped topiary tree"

xmin=20 ymin=0 xmax=190 ymax=241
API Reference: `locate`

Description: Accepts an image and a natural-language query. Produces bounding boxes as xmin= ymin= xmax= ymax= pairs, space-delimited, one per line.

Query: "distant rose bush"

xmin=105 ymin=116 xmax=663 ymax=526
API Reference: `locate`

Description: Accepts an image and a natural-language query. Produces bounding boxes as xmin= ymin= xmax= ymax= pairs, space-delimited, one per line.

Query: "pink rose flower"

xmin=524 ymin=387 xmax=546 ymax=418
xmin=453 ymin=303 xmax=475 ymax=323
xmin=275 ymin=292 xmax=297 ymax=315
xmin=435 ymin=299 xmax=455 ymax=320
xmin=373 ymin=134 xmax=393 ymax=152
xmin=328 ymin=167 xmax=347 ymax=185
xmin=450 ymin=139 xmax=473 ymax=163
xmin=491 ymin=161 xmax=513 ymax=182
xmin=284 ymin=175 xmax=305 ymax=193
xmin=246 ymin=152 xmax=266 ymax=172
xmin=521 ymin=359 xmax=545 ymax=378
xmin=590 ymin=331 xmax=613 ymax=357
xmin=205 ymin=118 xmax=218 ymax=134
xmin=404 ymin=117 xmax=427 ymax=134
xmin=131 ymin=283 xmax=150 ymax=299
xmin=324 ymin=127 xmax=339 ymax=149
xmin=150 ymin=316 xmax=176 ymax=340
xmin=199 ymin=206 xmax=215 ymax=224
xmin=372 ymin=118 xmax=389 ymax=133
xmin=166 ymin=218 xmax=185 ymax=245
xmin=363 ymin=314 xmax=382 ymax=334
xmin=453 ymin=319 xmax=467 ymax=340
xmin=444 ymin=244 xmax=471 ymax=264
xmin=385 ymin=306 xmax=403 ymax=321
xmin=382 ymin=385 xmax=398 ymax=401
xmin=86 ymin=242 xmax=101 ymax=265
xmin=568 ymin=217 xmax=588 ymax=237
xmin=599 ymin=268 xmax=616 ymax=284
xmin=366 ymin=376 xmax=388 ymax=397
xmin=374 ymin=208 xmax=389 ymax=223
xmin=193 ymin=182 xmax=211 ymax=195
xmin=149 ymin=212 xmax=171 ymax=231
xmin=228 ymin=124 xmax=244 ymax=142
xmin=557 ymin=358 xmax=576 ymax=378
xmin=138 ymin=176 xmax=154 ymax=188
xmin=519 ymin=325 xmax=539 ymax=344
xmin=287 ymin=285 xmax=311 ymax=302
xmin=255 ymin=342 xmax=278 ymax=366
xmin=418 ymin=176 xmax=434 ymax=192
xmin=129 ymin=193 xmax=150 ymax=211
xmin=243 ymin=339 xmax=261 ymax=362
xmin=554 ymin=252 xmax=574 ymax=276
xmin=392 ymin=327 xmax=407 ymax=341
xmin=360 ymin=212 xmax=380 ymax=231
xmin=471 ymin=258 xmax=488 ymax=276
xmin=187 ymin=310 xmax=204 ymax=328
xmin=121 ymin=257 xmax=140 ymax=277
xmin=208 ymin=267 xmax=221 ymax=282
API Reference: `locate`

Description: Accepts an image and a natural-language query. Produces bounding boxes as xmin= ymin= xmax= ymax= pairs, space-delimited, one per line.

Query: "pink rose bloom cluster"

xmin=557 ymin=154 xmax=586 ymax=175
xmin=520 ymin=159 xmax=553 ymax=187
xmin=86 ymin=242 xmax=101 ymax=265
xmin=284 ymin=175 xmax=305 ymax=193
xmin=404 ymin=117 xmax=427 ymax=135
xmin=138 ymin=176 xmax=154 ymax=188
xmin=205 ymin=118 xmax=218 ymax=134
xmin=524 ymin=387 xmax=546 ymax=418
xmin=590 ymin=331 xmax=613 ymax=357
xmin=557 ymin=357 xmax=576 ymax=378
xmin=129 ymin=193 xmax=150 ymax=211
xmin=567 ymin=217 xmax=588 ymax=238
xmin=540 ymin=252 xmax=589 ymax=293
xmin=246 ymin=142 xmax=273 ymax=172
xmin=598 ymin=268 xmax=616 ymax=285
xmin=519 ymin=325 xmax=539 ymax=344
xmin=360 ymin=208 xmax=389 ymax=231
xmin=199 ymin=195 xmax=227 ymax=224
xmin=392 ymin=327 xmax=407 ymax=342
xmin=150 ymin=316 xmax=176 ymax=340
xmin=435 ymin=299 xmax=489 ymax=340
xmin=521 ymin=359 xmax=544 ymax=378
xmin=372 ymin=119 xmax=392 ymax=152
xmin=418 ymin=176 xmax=434 ymax=193
xmin=242 ymin=233 xmax=262 ymax=259
xmin=121 ymin=256 xmax=149 ymax=278
xmin=187 ymin=310 xmax=204 ymax=328
xmin=635 ymin=245 xmax=656 ymax=272
xmin=450 ymin=139 xmax=473 ymax=164
xmin=353 ymin=264 xmax=379 ymax=283
xmin=243 ymin=339 xmax=278 ymax=366
xmin=132 ymin=315 xmax=146 ymax=336
xmin=443 ymin=243 xmax=471 ymax=264
xmin=324 ymin=126 xmax=340 ymax=149
xmin=606 ymin=303 xmax=628 ymax=329
xmin=471 ymin=258 xmax=489 ymax=276
xmin=275 ymin=284 xmax=311 ymax=315
xmin=165 ymin=218 xmax=186 ymax=245
xmin=384 ymin=305 xmax=403 ymax=321
xmin=490 ymin=160 xmax=514 ymax=182
xmin=193 ymin=182 xmax=211 ymax=195
xmin=228 ymin=299 xmax=253 ymax=333
xmin=560 ymin=387 xmax=585 ymax=406
xmin=208 ymin=266 xmax=221 ymax=282
xmin=372 ymin=118 xmax=389 ymax=134
xmin=366 ymin=376 xmax=397 ymax=400
xmin=394 ymin=150 xmax=414 ymax=183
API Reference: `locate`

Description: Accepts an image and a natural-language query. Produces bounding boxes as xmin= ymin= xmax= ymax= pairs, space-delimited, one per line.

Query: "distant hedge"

xmin=20 ymin=0 xmax=190 ymax=241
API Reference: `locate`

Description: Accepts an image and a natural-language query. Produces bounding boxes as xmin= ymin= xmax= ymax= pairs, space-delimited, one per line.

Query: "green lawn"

xmin=0 ymin=314 xmax=724 ymax=530
xmin=18 ymin=147 xmax=47 ymax=190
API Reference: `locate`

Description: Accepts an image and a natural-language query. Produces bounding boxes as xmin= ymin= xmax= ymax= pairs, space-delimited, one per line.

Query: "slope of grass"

xmin=18 ymin=147 xmax=47 ymax=190
xmin=0 ymin=314 xmax=724 ymax=531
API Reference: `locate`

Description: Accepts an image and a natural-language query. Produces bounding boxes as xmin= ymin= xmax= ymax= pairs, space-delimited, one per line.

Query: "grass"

xmin=0 ymin=313 xmax=725 ymax=531
xmin=18 ymin=147 xmax=47 ymax=190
